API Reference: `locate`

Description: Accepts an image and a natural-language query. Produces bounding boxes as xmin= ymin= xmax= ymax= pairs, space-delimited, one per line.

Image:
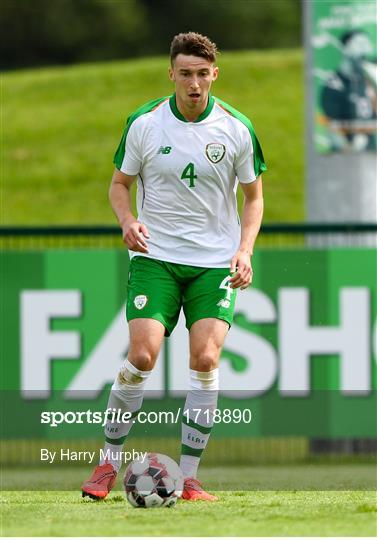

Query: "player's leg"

xmin=101 ymin=318 xmax=165 ymax=466
xmin=180 ymin=266 xmax=236 ymax=501
xmin=180 ymin=317 xmax=228 ymax=501
xmin=82 ymin=257 xmax=181 ymax=499
xmin=81 ymin=318 xmax=165 ymax=500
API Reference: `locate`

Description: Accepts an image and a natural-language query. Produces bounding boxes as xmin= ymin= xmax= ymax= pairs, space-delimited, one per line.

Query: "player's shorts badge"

xmin=134 ymin=295 xmax=148 ymax=310
xmin=206 ymin=143 xmax=226 ymax=163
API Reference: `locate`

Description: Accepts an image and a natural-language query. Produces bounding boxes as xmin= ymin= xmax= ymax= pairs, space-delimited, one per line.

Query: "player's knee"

xmin=191 ymin=352 xmax=218 ymax=372
xmin=127 ymin=349 xmax=156 ymax=372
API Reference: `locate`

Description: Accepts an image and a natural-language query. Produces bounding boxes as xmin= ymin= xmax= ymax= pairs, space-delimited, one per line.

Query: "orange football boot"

xmin=182 ymin=477 xmax=218 ymax=501
xmin=81 ymin=462 xmax=117 ymax=500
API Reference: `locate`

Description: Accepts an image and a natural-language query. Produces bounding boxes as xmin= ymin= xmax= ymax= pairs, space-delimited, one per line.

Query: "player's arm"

xmin=109 ymin=168 xmax=149 ymax=253
xmin=230 ymin=176 xmax=264 ymax=289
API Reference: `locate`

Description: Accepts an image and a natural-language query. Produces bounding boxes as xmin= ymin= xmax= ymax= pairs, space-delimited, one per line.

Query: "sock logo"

xmin=106 ymin=427 xmax=119 ymax=434
xmin=134 ymin=295 xmax=148 ymax=310
xmin=187 ymin=433 xmax=205 ymax=445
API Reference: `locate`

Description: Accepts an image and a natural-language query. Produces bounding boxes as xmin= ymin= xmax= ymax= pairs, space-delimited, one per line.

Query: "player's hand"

xmin=122 ymin=220 xmax=150 ymax=253
xmin=229 ymin=250 xmax=253 ymax=290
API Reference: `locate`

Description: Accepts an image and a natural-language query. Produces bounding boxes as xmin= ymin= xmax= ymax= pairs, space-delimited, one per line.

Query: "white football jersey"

xmin=114 ymin=94 xmax=266 ymax=267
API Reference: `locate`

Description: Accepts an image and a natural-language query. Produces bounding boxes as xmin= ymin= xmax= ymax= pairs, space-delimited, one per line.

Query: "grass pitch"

xmin=2 ymin=490 xmax=376 ymax=537
xmin=1 ymin=466 xmax=376 ymax=536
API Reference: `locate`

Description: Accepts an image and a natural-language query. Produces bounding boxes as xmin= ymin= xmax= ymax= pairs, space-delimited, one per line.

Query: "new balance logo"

xmin=157 ymin=146 xmax=172 ymax=154
xmin=217 ymin=299 xmax=230 ymax=308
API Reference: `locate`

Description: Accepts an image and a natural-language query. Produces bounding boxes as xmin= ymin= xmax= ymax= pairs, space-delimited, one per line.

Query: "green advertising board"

xmin=311 ymin=0 xmax=377 ymax=153
xmin=1 ymin=248 xmax=376 ymax=441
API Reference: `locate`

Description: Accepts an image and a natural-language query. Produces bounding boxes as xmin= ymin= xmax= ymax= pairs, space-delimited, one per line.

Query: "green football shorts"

xmin=126 ymin=256 xmax=237 ymax=336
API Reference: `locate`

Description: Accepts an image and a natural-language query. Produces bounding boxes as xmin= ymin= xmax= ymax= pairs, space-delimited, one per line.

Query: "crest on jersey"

xmin=134 ymin=295 xmax=148 ymax=310
xmin=206 ymin=143 xmax=226 ymax=163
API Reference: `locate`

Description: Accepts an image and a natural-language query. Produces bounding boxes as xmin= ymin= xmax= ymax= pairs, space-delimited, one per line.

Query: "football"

xmin=123 ymin=452 xmax=184 ymax=508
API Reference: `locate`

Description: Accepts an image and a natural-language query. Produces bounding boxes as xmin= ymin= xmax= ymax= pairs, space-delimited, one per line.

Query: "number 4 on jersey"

xmin=181 ymin=162 xmax=197 ymax=188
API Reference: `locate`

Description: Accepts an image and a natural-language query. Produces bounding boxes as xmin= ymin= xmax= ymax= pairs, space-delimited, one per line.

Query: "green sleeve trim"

xmin=113 ymin=96 xmax=169 ymax=170
xmin=181 ymin=444 xmax=205 ymax=458
xmin=182 ymin=415 xmax=213 ymax=434
xmin=214 ymin=96 xmax=267 ymax=178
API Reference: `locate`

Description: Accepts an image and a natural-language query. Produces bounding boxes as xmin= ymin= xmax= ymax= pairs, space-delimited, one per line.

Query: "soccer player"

xmin=82 ymin=32 xmax=266 ymax=501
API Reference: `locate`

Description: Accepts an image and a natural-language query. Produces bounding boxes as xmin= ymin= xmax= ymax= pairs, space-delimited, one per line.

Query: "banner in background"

xmin=311 ymin=0 xmax=377 ymax=153
xmin=1 ymin=248 xmax=376 ymax=439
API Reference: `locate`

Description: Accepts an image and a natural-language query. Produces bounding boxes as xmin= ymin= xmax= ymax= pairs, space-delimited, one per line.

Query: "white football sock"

xmin=180 ymin=368 xmax=219 ymax=479
xmin=100 ymin=441 xmax=124 ymax=471
xmin=179 ymin=455 xmax=200 ymax=479
xmin=101 ymin=358 xmax=152 ymax=466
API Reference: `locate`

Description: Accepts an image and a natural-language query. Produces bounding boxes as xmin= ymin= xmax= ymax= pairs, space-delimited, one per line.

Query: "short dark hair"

xmin=170 ymin=32 xmax=218 ymax=64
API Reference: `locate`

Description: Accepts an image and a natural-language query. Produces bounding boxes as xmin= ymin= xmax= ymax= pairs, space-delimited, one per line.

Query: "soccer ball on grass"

xmin=123 ymin=452 xmax=183 ymax=508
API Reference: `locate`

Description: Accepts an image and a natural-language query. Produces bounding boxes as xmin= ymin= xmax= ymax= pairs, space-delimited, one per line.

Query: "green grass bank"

xmin=3 ymin=49 xmax=304 ymax=225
